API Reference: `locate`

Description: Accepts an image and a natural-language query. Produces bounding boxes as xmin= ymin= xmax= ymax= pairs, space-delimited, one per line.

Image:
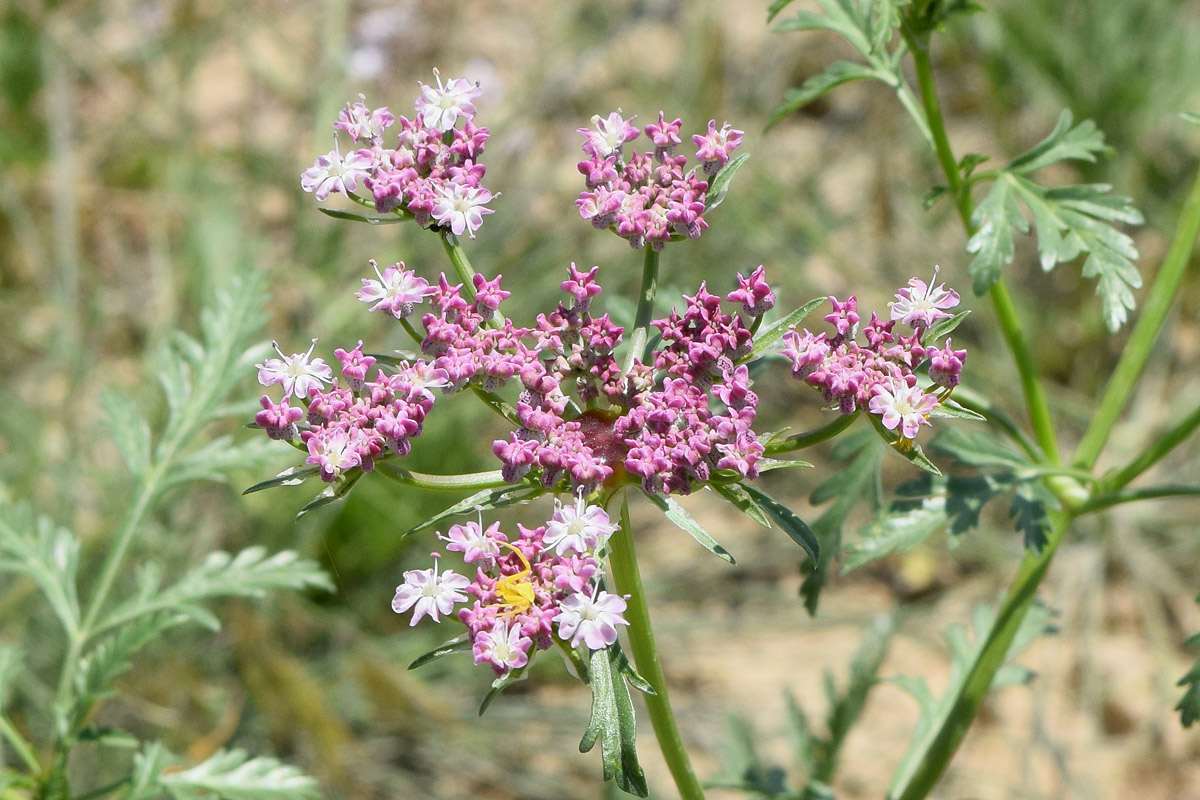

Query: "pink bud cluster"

xmin=392 ymin=500 xmax=628 ymax=676
xmin=781 ymin=272 xmax=967 ymax=441
xmin=301 ymin=72 xmax=495 ymax=239
xmin=575 ymin=111 xmax=743 ymax=250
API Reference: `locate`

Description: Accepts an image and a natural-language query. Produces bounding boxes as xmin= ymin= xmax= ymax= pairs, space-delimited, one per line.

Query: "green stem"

xmin=440 ymin=232 xmax=478 ymax=300
xmin=612 ymin=494 xmax=704 ymax=800
xmin=1074 ymin=164 xmax=1200 ymax=469
xmin=890 ymin=511 xmax=1072 ymax=800
xmin=623 ymin=247 xmax=662 ymax=374
xmin=374 ymin=463 xmax=511 ymax=492
xmin=1100 ymin=399 xmax=1200 ymax=493
xmin=906 ymin=33 xmax=1060 ymax=465
xmin=1076 ymin=484 xmax=1200 ymax=515
xmin=0 ymin=713 xmax=40 ymax=774
xmin=765 ymin=412 xmax=858 ymax=455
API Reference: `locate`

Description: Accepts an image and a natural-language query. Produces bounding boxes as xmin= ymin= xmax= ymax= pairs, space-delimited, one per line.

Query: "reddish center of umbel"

xmin=576 ymin=408 xmax=629 ymax=486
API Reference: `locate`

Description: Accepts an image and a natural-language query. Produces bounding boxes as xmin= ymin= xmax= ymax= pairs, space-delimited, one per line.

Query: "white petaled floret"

xmin=888 ymin=266 xmax=960 ymax=329
xmin=442 ymin=520 xmax=503 ymax=564
xmin=431 ymin=182 xmax=495 ymax=239
xmin=300 ymin=140 xmax=375 ymax=201
xmin=415 ymin=69 xmax=481 ymax=132
xmin=542 ymin=496 xmax=619 ymax=556
xmin=355 ymin=259 xmax=435 ymax=318
xmin=473 ymin=619 xmax=532 ymax=672
xmin=868 ymin=380 xmax=939 ymax=440
xmin=556 ymin=589 xmax=629 ymax=650
xmin=256 ymin=339 xmax=334 ymax=399
xmin=391 ymin=557 xmax=470 ymax=626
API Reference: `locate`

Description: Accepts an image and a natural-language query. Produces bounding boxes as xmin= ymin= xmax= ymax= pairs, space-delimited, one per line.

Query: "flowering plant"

xmin=249 ymin=64 xmax=987 ymax=797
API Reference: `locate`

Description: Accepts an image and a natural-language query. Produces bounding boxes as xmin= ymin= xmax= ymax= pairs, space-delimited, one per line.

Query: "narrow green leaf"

xmin=747 ymin=296 xmax=827 ymax=361
xmin=767 ymin=0 xmax=797 ymax=22
xmin=579 ymin=646 xmax=648 ymax=797
xmin=243 ymin=465 xmax=321 ymax=495
xmin=741 ymin=485 xmax=820 ymax=565
xmin=768 ymin=61 xmax=884 ymax=129
xmin=709 ymin=483 xmax=771 ymax=528
xmin=1183 ymin=111 xmax=1200 ymax=128
xmin=296 ymin=470 xmax=365 ymax=519
xmin=1177 ymin=592 xmax=1200 ymax=726
xmin=705 ymin=152 xmax=750 ymax=212
xmin=866 ymin=415 xmax=942 ymax=475
xmin=409 ymin=636 xmax=471 ymax=670
xmin=479 ymin=667 xmax=526 ymax=715
xmin=922 ymin=309 xmax=970 ymax=343
xmin=404 ymin=485 xmax=542 ymax=537
xmin=101 ymin=390 xmax=152 ymax=479
xmin=611 ymin=644 xmax=655 ymax=696
xmin=0 ymin=644 xmax=21 ymax=707
xmin=645 ymin=494 xmax=735 ymax=564
xmin=928 ymin=397 xmax=985 ymax=421
xmin=317 ymin=207 xmax=407 ymax=225
xmin=159 ymin=748 xmax=322 ymax=800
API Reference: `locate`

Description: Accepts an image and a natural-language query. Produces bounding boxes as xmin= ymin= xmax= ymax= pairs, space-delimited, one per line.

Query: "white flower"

xmin=300 ymin=140 xmax=375 ymax=201
xmin=473 ymin=619 xmax=531 ymax=672
xmin=556 ymin=589 xmax=629 ymax=650
xmin=441 ymin=520 xmax=503 ymax=564
xmin=431 ymin=182 xmax=495 ymax=239
xmin=391 ymin=558 xmax=470 ymax=626
xmin=888 ymin=266 xmax=960 ymax=329
xmin=256 ymin=339 xmax=334 ymax=399
xmin=543 ymin=496 xmax=619 ymax=556
xmin=868 ymin=380 xmax=939 ymax=440
xmin=415 ymin=69 xmax=481 ymax=132
xmin=355 ymin=259 xmax=434 ymax=318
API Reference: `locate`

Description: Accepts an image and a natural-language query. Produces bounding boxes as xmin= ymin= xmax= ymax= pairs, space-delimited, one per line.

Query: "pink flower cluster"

xmin=301 ymin=72 xmax=495 ymax=238
xmin=781 ymin=271 xmax=967 ymax=441
xmin=481 ymin=265 xmax=769 ymax=495
xmin=392 ymin=499 xmax=628 ymax=675
xmin=255 ymin=339 xmax=448 ymax=481
xmin=575 ymin=111 xmax=743 ymax=250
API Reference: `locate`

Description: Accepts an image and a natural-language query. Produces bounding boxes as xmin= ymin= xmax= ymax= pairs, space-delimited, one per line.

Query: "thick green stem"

xmin=890 ymin=511 xmax=1072 ymax=800
xmin=1074 ymin=164 xmax=1200 ymax=469
xmin=907 ymin=34 xmax=1060 ymax=465
xmin=612 ymin=495 xmax=705 ymax=800
xmin=1100 ymin=399 xmax=1200 ymax=493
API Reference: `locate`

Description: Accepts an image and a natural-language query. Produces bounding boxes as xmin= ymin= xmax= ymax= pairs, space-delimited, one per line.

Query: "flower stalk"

xmin=612 ymin=494 xmax=705 ymax=800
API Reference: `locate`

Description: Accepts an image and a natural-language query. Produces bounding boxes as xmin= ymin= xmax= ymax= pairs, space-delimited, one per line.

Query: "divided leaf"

xmin=0 ymin=504 xmax=81 ymax=635
xmin=1178 ymin=596 xmax=1200 ymax=726
xmin=101 ymin=390 xmax=152 ymax=480
xmin=965 ymin=112 xmax=1143 ymax=331
xmin=158 ymin=748 xmax=322 ymax=800
xmin=579 ymin=645 xmax=647 ymax=797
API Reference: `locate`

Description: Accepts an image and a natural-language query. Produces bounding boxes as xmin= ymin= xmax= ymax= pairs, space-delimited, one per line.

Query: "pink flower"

xmin=391 ymin=556 xmax=470 ymax=625
xmin=556 ymin=589 xmax=629 ymax=650
xmin=473 ymin=619 xmax=532 ymax=672
xmin=692 ymin=119 xmax=743 ymax=174
xmin=356 ymin=259 xmax=434 ymax=318
xmin=889 ymin=267 xmax=960 ymax=329
xmin=868 ymin=381 xmax=939 ymax=440
xmin=300 ymin=141 xmax=374 ymax=201
xmin=415 ymin=69 xmax=482 ymax=132
xmin=303 ymin=427 xmax=363 ymax=480
xmin=256 ymin=339 xmax=334 ymax=399
xmin=543 ymin=496 xmax=619 ymax=556
xmin=431 ymin=182 xmax=495 ymax=239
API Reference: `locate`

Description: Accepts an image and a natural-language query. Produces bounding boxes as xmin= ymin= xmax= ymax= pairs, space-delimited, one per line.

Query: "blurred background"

xmin=3 ymin=0 xmax=1200 ymax=797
